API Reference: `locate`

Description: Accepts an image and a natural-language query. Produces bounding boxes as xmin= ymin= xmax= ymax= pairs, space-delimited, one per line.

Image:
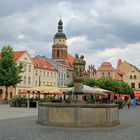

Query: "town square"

xmin=0 ymin=0 xmax=140 ymax=140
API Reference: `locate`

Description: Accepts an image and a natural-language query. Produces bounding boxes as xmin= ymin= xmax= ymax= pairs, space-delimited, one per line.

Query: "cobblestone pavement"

xmin=0 ymin=105 xmax=37 ymax=120
xmin=0 ymin=105 xmax=140 ymax=140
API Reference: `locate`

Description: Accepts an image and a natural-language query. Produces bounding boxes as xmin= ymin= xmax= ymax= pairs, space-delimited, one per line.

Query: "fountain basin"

xmin=38 ymin=103 xmax=119 ymax=127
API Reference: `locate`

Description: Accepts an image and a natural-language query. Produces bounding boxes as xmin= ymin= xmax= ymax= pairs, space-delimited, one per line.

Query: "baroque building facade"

xmin=94 ymin=62 xmax=121 ymax=79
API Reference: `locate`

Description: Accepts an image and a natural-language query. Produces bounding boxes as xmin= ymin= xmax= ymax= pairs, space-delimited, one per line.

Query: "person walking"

xmin=127 ymin=98 xmax=131 ymax=109
xmin=132 ymin=98 xmax=136 ymax=108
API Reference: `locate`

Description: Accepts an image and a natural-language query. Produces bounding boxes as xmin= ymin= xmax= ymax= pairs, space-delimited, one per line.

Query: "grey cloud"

xmin=0 ymin=0 xmax=140 ymax=67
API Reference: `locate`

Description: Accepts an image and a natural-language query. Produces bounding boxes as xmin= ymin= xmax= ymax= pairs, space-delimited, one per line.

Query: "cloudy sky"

xmin=0 ymin=0 xmax=140 ymax=69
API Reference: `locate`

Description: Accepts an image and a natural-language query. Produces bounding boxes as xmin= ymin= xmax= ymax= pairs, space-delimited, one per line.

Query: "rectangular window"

xmin=139 ymin=83 xmax=140 ymax=88
xmin=35 ymin=70 xmax=38 ymax=76
xmin=54 ymin=73 xmax=56 ymax=78
xmin=24 ymin=76 xmax=26 ymax=85
xmin=24 ymin=64 xmax=27 ymax=72
xmin=29 ymin=65 xmax=31 ymax=72
xmin=35 ymin=81 xmax=37 ymax=86
xmin=131 ymin=83 xmax=135 ymax=89
xmin=28 ymin=77 xmax=31 ymax=85
xmin=47 ymin=72 xmax=49 ymax=77
xmin=43 ymin=81 xmax=45 ymax=85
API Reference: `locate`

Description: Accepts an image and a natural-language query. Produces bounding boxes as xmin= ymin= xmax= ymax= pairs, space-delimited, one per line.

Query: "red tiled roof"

xmin=67 ymin=53 xmax=74 ymax=65
xmin=0 ymin=51 xmax=26 ymax=60
xmin=14 ymin=51 xmax=26 ymax=60
xmin=32 ymin=57 xmax=56 ymax=71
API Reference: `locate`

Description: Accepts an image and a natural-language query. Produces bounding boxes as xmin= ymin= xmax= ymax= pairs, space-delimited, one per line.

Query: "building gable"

xmin=17 ymin=52 xmax=33 ymax=63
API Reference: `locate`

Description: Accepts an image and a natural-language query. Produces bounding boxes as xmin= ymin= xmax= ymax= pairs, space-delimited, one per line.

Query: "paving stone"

xmin=0 ymin=105 xmax=140 ymax=140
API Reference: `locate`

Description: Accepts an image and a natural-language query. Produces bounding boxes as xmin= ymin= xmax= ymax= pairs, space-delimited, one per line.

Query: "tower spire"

xmin=58 ymin=18 xmax=63 ymax=32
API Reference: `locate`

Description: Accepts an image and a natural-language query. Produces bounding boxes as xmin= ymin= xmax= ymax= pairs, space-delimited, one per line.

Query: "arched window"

xmin=108 ymin=72 xmax=110 ymax=77
xmin=57 ymin=50 xmax=59 ymax=58
xmin=102 ymin=72 xmax=105 ymax=77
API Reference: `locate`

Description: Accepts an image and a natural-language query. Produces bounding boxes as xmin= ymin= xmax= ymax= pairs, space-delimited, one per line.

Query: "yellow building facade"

xmin=0 ymin=51 xmax=58 ymax=102
xmin=118 ymin=61 xmax=140 ymax=90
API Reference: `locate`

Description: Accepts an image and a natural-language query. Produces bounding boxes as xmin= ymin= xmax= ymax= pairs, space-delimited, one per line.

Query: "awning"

xmin=111 ymin=94 xmax=129 ymax=97
xmin=134 ymin=91 xmax=140 ymax=97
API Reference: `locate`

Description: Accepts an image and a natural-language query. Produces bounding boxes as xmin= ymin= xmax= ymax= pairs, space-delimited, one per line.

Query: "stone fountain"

xmin=38 ymin=54 xmax=120 ymax=127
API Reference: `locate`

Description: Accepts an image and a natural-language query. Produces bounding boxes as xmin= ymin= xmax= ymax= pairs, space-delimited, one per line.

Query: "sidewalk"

xmin=0 ymin=105 xmax=37 ymax=120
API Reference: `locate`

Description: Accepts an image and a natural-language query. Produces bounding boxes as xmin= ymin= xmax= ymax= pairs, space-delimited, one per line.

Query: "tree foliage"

xmin=66 ymin=80 xmax=74 ymax=87
xmin=95 ymin=78 xmax=134 ymax=99
xmin=67 ymin=77 xmax=135 ymax=99
xmin=83 ymin=78 xmax=96 ymax=87
xmin=0 ymin=45 xmax=23 ymax=98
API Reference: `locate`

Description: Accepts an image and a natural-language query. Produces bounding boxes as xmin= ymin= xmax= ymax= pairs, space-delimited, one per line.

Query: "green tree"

xmin=66 ymin=80 xmax=74 ymax=87
xmin=96 ymin=78 xmax=135 ymax=98
xmin=0 ymin=45 xmax=23 ymax=100
xmin=83 ymin=78 xmax=96 ymax=87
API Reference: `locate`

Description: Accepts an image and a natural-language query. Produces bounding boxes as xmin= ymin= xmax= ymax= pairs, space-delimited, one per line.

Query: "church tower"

xmin=52 ymin=19 xmax=68 ymax=64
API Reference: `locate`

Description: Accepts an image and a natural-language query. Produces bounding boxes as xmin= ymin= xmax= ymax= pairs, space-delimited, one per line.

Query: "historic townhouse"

xmin=0 ymin=51 xmax=58 ymax=101
xmin=32 ymin=57 xmax=57 ymax=87
xmin=117 ymin=60 xmax=140 ymax=90
xmin=35 ymin=56 xmax=68 ymax=87
xmin=0 ymin=51 xmax=34 ymax=101
xmin=16 ymin=51 xmax=34 ymax=89
xmin=94 ymin=62 xmax=121 ymax=79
